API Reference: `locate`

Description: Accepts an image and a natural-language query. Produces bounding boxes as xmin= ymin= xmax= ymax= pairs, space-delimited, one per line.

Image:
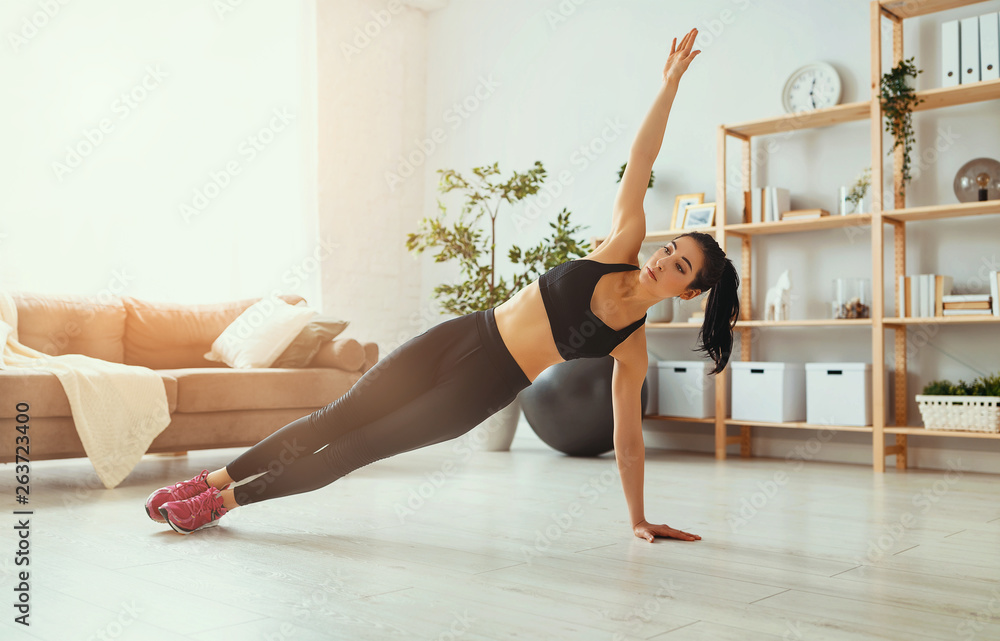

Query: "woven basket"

xmin=915 ymin=395 xmax=1000 ymax=433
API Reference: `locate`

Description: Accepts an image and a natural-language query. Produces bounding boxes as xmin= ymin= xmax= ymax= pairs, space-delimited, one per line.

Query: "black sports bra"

xmin=537 ymin=258 xmax=646 ymax=361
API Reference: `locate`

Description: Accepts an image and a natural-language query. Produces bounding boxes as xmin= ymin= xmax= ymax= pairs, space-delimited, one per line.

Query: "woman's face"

xmin=640 ymin=236 xmax=703 ymax=300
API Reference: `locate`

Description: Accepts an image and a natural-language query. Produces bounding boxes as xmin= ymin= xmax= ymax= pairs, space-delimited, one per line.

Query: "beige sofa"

xmin=0 ymin=292 xmax=379 ymax=463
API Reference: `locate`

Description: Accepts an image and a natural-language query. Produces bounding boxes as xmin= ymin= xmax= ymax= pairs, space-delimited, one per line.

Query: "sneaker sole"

xmin=158 ymin=505 xmax=221 ymax=534
xmin=145 ymin=492 xmax=167 ymax=523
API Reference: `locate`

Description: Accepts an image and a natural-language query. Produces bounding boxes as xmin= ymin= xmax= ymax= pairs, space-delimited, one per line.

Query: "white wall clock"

xmin=782 ymin=62 xmax=842 ymax=113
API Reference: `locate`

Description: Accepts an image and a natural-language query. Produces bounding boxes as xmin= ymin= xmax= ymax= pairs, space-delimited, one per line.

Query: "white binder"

xmin=981 ymin=12 xmax=1000 ymax=82
xmin=942 ymin=20 xmax=961 ymax=87
xmin=961 ymin=17 xmax=980 ymax=83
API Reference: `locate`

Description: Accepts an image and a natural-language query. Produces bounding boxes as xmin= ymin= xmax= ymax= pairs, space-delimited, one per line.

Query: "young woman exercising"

xmin=145 ymin=27 xmax=739 ymax=542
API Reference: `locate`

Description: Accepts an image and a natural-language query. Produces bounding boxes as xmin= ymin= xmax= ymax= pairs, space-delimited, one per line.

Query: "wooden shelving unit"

xmin=637 ymin=0 xmax=1000 ymax=472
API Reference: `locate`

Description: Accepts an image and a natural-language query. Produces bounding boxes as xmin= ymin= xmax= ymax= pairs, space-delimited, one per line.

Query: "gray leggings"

xmin=225 ymin=307 xmax=531 ymax=506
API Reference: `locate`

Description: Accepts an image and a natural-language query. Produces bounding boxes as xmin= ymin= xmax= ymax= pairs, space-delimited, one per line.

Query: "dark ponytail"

xmin=674 ymin=232 xmax=741 ymax=375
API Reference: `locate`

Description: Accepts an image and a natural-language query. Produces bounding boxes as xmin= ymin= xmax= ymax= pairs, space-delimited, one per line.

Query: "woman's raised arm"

xmin=613 ymin=28 xmax=701 ymax=220
xmin=629 ymin=27 xmax=701 ymax=163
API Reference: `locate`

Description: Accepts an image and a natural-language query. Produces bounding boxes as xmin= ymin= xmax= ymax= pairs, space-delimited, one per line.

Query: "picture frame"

xmin=681 ymin=202 xmax=716 ymax=229
xmin=671 ymin=193 xmax=704 ymax=230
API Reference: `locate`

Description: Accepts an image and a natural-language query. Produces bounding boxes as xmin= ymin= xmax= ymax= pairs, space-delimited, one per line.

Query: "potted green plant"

xmin=406 ymin=161 xmax=595 ymax=450
xmin=845 ymin=166 xmax=871 ymax=214
xmin=879 ymin=57 xmax=924 ymax=202
xmin=915 ymin=372 xmax=1000 ymax=433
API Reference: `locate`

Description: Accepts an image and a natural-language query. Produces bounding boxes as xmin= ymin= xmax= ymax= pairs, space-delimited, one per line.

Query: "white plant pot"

xmin=467 ymin=396 xmax=521 ymax=451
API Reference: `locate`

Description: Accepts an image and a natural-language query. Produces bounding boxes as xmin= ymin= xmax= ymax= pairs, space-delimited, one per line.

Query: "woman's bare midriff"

xmin=492 ymin=281 xmax=563 ymax=385
xmin=492 ymin=261 xmax=639 ymax=384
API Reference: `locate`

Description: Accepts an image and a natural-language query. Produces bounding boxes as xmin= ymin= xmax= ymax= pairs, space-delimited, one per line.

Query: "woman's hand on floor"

xmin=633 ymin=520 xmax=701 ymax=542
xmin=662 ymin=27 xmax=701 ymax=84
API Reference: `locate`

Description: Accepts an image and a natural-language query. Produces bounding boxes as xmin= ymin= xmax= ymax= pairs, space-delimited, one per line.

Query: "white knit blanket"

xmin=0 ymin=292 xmax=170 ymax=489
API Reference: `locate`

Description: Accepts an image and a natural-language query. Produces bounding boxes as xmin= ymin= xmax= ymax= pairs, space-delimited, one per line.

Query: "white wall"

xmin=0 ymin=0 xmax=319 ymax=306
xmin=314 ymin=0 xmax=435 ymax=349
xmin=421 ymin=0 xmax=1000 ymax=472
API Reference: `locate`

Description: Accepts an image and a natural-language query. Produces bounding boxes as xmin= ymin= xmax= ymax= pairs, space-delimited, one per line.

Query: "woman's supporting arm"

xmin=614 ymin=430 xmax=647 ymax=528
xmin=611 ymin=356 xmax=648 ymax=527
xmin=612 ymin=345 xmax=702 ymax=543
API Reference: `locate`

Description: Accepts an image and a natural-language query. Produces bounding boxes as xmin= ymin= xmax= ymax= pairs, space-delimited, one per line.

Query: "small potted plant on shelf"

xmin=842 ymin=166 xmax=871 ymax=215
xmin=406 ymin=161 xmax=594 ymax=451
xmin=915 ymin=372 xmax=1000 ymax=433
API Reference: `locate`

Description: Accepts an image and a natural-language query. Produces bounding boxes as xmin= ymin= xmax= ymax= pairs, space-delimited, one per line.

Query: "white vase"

xmin=839 ymin=185 xmax=850 ymax=215
xmin=467 ymin=396 xmax=521 ymax=452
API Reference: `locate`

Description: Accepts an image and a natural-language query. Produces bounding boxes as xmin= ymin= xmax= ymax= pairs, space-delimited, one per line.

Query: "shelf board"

xmin=882 ymin=199 xmax=1000 ymax=223
xmin=736 ymin=319 xmax=872 ymax=327
xmin=724 ymin=419 xmax=874 ymax=432
xmin=913 ymin=78 xmax=1000 ymax=111
xmin=883 ymin=315 xmax=1000 ymax=326
xmin=725 ymin=213 xmax=871 ymax=236
xmin=648 ymin=319 xmax=873 ymax=329
xmin=596 ymin=226 xmax=717 ymax=246
xmin=640 ymin=419 xmax=1000 ymax=437
xmin=643 ymin=414 xmax=716 ymax=423
xmin=885 ymin=426 xmax=1000 ymax=439
xmin=616 ymin=200 xmax=996 ymax=248
xmin=721 ymin=78 xmax=999 ymax=140
xmin=725 ymin=101 xmax=870 ymax=138
xmin=647 ymin=321 xmax=702 ymax=329
xmin=880 ymin=0 xmax=994 ymax=20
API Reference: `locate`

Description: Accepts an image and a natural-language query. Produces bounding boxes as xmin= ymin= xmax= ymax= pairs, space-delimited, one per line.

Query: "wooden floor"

xmin=2 ymin=432 xmax=998 ymax=641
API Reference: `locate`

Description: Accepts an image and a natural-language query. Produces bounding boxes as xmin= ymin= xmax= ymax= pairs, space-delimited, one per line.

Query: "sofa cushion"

xmin=309 ymin=337 xmax=365 ymax=371
xmin=12 ymin=292 xmax=127 ymax=362
xmin=159 ymin=367 xmax=361 ymax=413
xmin=272 ymin=318 xmax=351 ymax=368
xmin=121 ymin=294 xmax=303 ymax=369
xmin=204 ymin=296 xmax=318 ymax=369
xmin=0 ymin=369 xmax=178 ymax=418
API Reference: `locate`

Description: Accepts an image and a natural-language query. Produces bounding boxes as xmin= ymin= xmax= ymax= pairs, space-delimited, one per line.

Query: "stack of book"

xmin=945 ymin=269 xmax=1000 ymax=317
xmin=897 ymin=274 xmax=953 ymax=317
xmin=898 ymin=271 xmax=1000 ymax=317
xmin=941 ymin=294 xmax=993 ymax=316
xmin=746 ymin=187 xmax=790 ymax=223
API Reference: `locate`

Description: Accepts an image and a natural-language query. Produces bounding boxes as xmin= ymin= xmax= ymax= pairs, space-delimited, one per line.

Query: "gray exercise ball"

xmin=520 ymin=356 xmax=649 ymax=457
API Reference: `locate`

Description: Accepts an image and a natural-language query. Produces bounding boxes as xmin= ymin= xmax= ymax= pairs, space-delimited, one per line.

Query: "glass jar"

xmin=832 ymin=278 xmax=870 ymax=319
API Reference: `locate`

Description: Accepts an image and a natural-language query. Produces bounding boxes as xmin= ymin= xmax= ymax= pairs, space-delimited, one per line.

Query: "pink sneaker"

xmin=159 ymin=487 xmax=230 ymax=534
xmin=144 ymin=469 xmax=217 ymax=523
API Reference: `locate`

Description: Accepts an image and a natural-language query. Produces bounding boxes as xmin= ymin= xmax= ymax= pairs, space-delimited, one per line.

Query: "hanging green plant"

xmin=879 ymin=57 xmax=924 ymax=187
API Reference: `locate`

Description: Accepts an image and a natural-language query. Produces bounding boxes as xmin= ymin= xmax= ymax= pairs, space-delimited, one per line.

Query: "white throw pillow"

xmin=204 ymin=296 xmax=318 ymax=369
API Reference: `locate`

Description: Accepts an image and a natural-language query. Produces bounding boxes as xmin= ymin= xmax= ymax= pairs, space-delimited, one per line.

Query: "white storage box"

xmin=806 ymin=362 xmax=883 ymax=426
xmin=731 ymin=361 xmax=806 ymax=423
xmin=644 ymin=359 xmax=659 ymax=415
xmin=657 ymin=360 xmax=715 ymax=418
